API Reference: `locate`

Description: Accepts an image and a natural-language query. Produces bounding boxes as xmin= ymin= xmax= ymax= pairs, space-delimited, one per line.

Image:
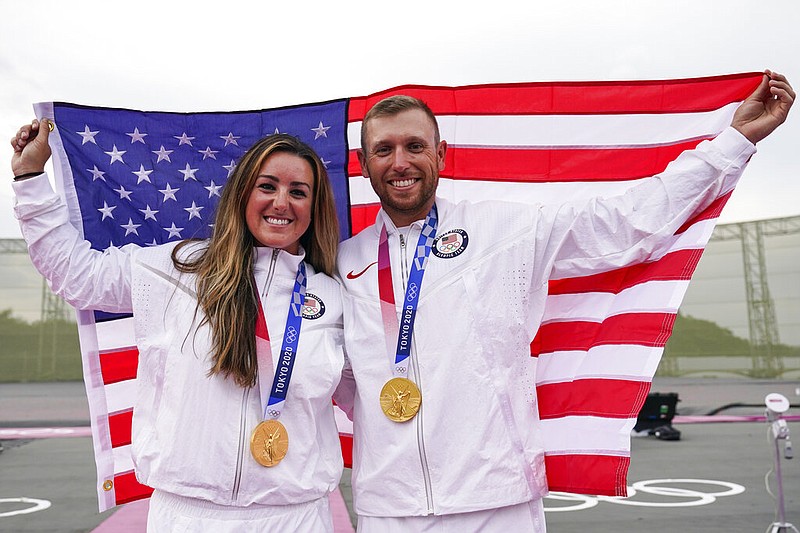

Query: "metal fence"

xmin=0 ymin=242 xmax=81 ymax=381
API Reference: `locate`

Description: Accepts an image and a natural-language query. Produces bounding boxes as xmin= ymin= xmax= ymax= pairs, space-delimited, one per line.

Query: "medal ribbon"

xmin=377 ymin=204 xmax=438 ymax=376
xmin=254 ymin=261 xmax=307 ymax=421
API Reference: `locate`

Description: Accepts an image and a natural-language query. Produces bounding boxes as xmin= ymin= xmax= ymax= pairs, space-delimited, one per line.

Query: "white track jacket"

xmin=333 ymin=127 xmax=755 ymax=517
xmin=14 ymin=173 xmax=345 ymax=507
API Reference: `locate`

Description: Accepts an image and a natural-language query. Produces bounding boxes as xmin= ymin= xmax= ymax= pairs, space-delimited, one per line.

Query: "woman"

xmin=11 ymin=119 xmax=345 ymax=532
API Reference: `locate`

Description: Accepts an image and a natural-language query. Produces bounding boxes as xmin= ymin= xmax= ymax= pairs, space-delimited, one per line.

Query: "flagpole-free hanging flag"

xmin=35 ymin=72 xmax=762 ymax=511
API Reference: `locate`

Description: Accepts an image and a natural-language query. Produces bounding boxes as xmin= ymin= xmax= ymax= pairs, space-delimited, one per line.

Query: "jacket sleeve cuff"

xmin=12 ymin=172 xmax=61 ymax=220
xmin=711 ymin=127 xmax=757 ymax=169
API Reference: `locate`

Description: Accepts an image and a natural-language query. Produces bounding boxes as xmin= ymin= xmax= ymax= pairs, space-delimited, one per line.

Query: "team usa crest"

xmin=301 ymin=293 xmax=325 ymax=319
xmin=432 ymin=229 xmax=468 ymax=259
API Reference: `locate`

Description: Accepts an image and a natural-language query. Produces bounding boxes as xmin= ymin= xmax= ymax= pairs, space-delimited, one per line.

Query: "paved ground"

xmin=1 ymin=378 xmax=799 ymax=532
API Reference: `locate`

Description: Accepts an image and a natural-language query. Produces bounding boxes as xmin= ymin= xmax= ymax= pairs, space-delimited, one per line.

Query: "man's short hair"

xmin=360 ymin=95 xmax=441 ymax=149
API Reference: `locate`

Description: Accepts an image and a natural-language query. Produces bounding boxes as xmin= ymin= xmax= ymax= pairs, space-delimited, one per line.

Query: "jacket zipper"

xmin=263 ymin=249 xmax=280 ymax=295
xmin=398 ymin=230 xmax=435 ymax=514
xmin=231 ymin=249 xmax=280 ymax=503
xmin=231 ymin=386 xmax=250 ymax=502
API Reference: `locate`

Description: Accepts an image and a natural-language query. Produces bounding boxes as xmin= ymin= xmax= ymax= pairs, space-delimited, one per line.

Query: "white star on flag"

xmin=174 ymin=132 xmax=195 ymax=146
xmin=158 ymin=183 xmax=180 ymax=202
xmin=132 ymin=165 xmax=154 ymax=184
xmin=163 ymin=222 xmax=184 ymax=239
xmin=152 ymin=146 xmax=174 ymax=163
xmin=120 ymin=218 xmax=141 ymax=236
xmin=204 ymin=181 xmax=222 ymax=198
xmin=88 ymin=166 xmax=106 ymax=181
xmin=77 ymin=125 xmax=99 ymax=145
xmin=127 ymin=128 xmax=148 ymax=144
xmin=184 ymin=202 xmax=204 ymax=220
xmin=179 ymin=163 xmax=199 ymax=181
xmin=105 ymin=145 xmax=126 ymax=165
xmin=221 ymin=133 xmax=241 ymax=146
xmin=139 ymin=205 xmax=159 ymax=221
xmin=98 ymin=202 xmax=116 ymax=220
xmin=198 ymin=147 xmax=218 ymax=160
xmin=223 ymin=160 xmax=236 ymax=178
xmin=312 ymin=121 xmax=330 ymax=139
xmin=113 ymin=185 xmax=133 ymax=201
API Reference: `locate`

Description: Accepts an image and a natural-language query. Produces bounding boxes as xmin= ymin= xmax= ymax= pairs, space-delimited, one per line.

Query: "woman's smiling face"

xmin=244 ymin=151 xmax=314 ymax=254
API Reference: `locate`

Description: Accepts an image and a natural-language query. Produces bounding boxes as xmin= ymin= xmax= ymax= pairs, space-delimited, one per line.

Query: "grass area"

xmin=0 ymin=309 xmax=83 ymax=382
xmin=664 ymin=313 xmax=800 ymax=358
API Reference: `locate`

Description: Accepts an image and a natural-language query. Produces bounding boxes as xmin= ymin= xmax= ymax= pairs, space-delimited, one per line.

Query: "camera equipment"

xmin=634 ymin=392 xmax=681 ymax=441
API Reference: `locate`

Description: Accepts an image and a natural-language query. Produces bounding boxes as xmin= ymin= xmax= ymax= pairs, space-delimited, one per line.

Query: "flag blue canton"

xmin=52 ymin=100 xmax=351 ymax=251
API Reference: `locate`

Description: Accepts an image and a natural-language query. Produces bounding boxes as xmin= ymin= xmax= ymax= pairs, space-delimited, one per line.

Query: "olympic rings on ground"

xmin=542 ymin=492 xmax=599 ymax=512
xmin=0 ymin=497 xmax=52 ymax=517
xmin=545 ymin=478 xmax=745 ymax=512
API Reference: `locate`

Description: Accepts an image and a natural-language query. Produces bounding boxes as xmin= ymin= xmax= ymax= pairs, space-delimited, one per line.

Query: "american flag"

xmin=37 ymin=72 xmax=762 ymax=510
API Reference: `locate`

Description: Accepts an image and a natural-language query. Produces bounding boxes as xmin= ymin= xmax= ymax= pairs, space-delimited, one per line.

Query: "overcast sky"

xmin=1 ymin=0 xmax=798 ymax=239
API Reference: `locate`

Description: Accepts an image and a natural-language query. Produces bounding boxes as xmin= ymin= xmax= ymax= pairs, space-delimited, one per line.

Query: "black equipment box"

xmin=634 ymin=392 xmax=679 ymax=433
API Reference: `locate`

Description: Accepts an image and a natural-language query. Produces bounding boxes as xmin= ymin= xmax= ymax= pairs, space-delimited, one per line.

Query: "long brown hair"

xmin=172 ymin=134 xmax=339 ymax=387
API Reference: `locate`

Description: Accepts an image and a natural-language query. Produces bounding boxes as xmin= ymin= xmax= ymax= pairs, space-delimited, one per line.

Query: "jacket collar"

xmin=253 ymin=245 xmax=306 ymax=275
xmin=373 ymin=196 xmax=452 ymax=237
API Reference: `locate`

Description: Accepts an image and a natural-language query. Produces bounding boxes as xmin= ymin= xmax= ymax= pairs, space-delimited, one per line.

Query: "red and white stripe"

xmin=74 ymin=314 xmax=149 ymax=508
xmin=68 ymin=73 xmax=762 ymax=509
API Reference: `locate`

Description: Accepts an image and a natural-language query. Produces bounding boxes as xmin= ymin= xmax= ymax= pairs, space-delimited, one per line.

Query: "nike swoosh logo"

xmin=346 ymin=261 xmax=378 ymax=279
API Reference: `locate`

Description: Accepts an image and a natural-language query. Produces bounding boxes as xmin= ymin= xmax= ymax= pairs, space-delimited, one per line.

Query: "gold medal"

xmin=380 ymin=377 xmax=422 ymax=422
xmin=250 ymin=419 xmax=289 ymax=467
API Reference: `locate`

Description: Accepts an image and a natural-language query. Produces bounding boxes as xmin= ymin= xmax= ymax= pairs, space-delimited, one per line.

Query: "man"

xmin=334 ymin=71 xmax=793 ymax=532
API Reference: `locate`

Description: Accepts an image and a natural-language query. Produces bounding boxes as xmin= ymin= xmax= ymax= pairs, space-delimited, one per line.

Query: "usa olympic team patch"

xmin=432 ymin=229 xmax=468 ymax=259
xmin=301 ymin=293 xmax=325 ymax=319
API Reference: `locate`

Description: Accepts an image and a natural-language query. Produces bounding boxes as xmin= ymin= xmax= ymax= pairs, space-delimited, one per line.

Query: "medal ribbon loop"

xmin=377 ymin=204 xmax=438 ymax=377
xmin=254 ymin=261 xmax=307 ymax=421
